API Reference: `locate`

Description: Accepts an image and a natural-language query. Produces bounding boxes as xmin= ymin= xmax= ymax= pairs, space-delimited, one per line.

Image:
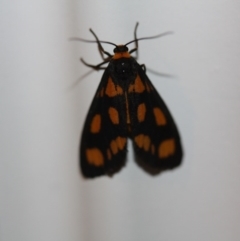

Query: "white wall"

xmin=1 ymin=1 xmax=240 ymax=241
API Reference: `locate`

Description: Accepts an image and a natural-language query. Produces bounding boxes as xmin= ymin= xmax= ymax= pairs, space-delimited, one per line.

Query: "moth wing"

xmin=80 ymin=71 xmax=128 ymax=178
xmin=129 ymin=66 xmax=183 ymax=171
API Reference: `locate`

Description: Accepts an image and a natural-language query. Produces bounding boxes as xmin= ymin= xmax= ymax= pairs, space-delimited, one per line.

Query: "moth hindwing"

xmin=78 ymin=23 xmax=183 ymax=178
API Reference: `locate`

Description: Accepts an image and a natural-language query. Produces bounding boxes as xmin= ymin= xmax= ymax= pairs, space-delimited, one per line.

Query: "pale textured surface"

xmin=1 ymin=1 xmax=240 ymax=241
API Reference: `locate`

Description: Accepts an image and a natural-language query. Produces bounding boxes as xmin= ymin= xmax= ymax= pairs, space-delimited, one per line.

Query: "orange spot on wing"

xmin=137 ymin=103 xmax=146 ymax=122
xmin=134 ymin=134 xmax=144 ymax=148
xmin=116 ymin=136 xmax=127 ymax=150
xmin=90 ymin=114 xmax=101 ymax=133
xmin=128 ymin=75 xmax=145 ymax=93
xmin=105 ymin=77 xmax=123 ymax=97
xmin=110 ymin=137 xmax=126 ymax=155
xmin=107 ymin=149 xmax=112 ymax=160
xmin=134 ymin=134 xmax=151 ymax=151
xmin=153 ymin=108 xmax=167 ymax=126
xmin=158 ymin=139 xmax=175 ymax=158
xmin=108 ymin=107 xmax=119 ymax=124
xmin=110 ymin=140 xmax=118 ymax=154
xmin=146 ymin=83 xmax=151 ymax=92
xmin=100 ymin=88 xmax=104 ymax=97
xmin=86 ymin=148 xmax=104 ymax=166
xmin=143 ymin=136 xmax=151 ymax=151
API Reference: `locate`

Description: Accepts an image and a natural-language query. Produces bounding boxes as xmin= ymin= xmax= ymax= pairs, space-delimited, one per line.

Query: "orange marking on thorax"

xmin=90 ymin=114 xmax=101 ymax=133
xmin=158 ymin=139 xmax=175 ymax=158
xmin=86 ymin=148 xmax=104 ymax=166
xmin=112 ymin=51 xmax=131 ymax=59
xmin=128 ymin=75 xmax=145 ymax=93
xmin=105 ymin=77 xmax=123 ymax=97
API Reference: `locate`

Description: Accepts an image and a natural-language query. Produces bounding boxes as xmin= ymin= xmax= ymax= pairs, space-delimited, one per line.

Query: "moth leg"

xmin=89 ymin=29 xmax=112 ymax=60
xmin=80 ymin=58 xmax=109 ymax=70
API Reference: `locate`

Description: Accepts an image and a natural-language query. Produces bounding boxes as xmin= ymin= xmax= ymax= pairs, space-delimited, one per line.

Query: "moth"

xmin=74 ymin=23 xmax=183 ymax=178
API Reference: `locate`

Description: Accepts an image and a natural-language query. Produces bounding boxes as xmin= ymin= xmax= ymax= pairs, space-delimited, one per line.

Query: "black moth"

xmin=73 ymin=23 xmax=183 ymax=178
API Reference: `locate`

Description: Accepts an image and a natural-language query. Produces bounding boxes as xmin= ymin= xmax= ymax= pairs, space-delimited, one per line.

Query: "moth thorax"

xmin=111 ymin=59 xmax=137 ymax=83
